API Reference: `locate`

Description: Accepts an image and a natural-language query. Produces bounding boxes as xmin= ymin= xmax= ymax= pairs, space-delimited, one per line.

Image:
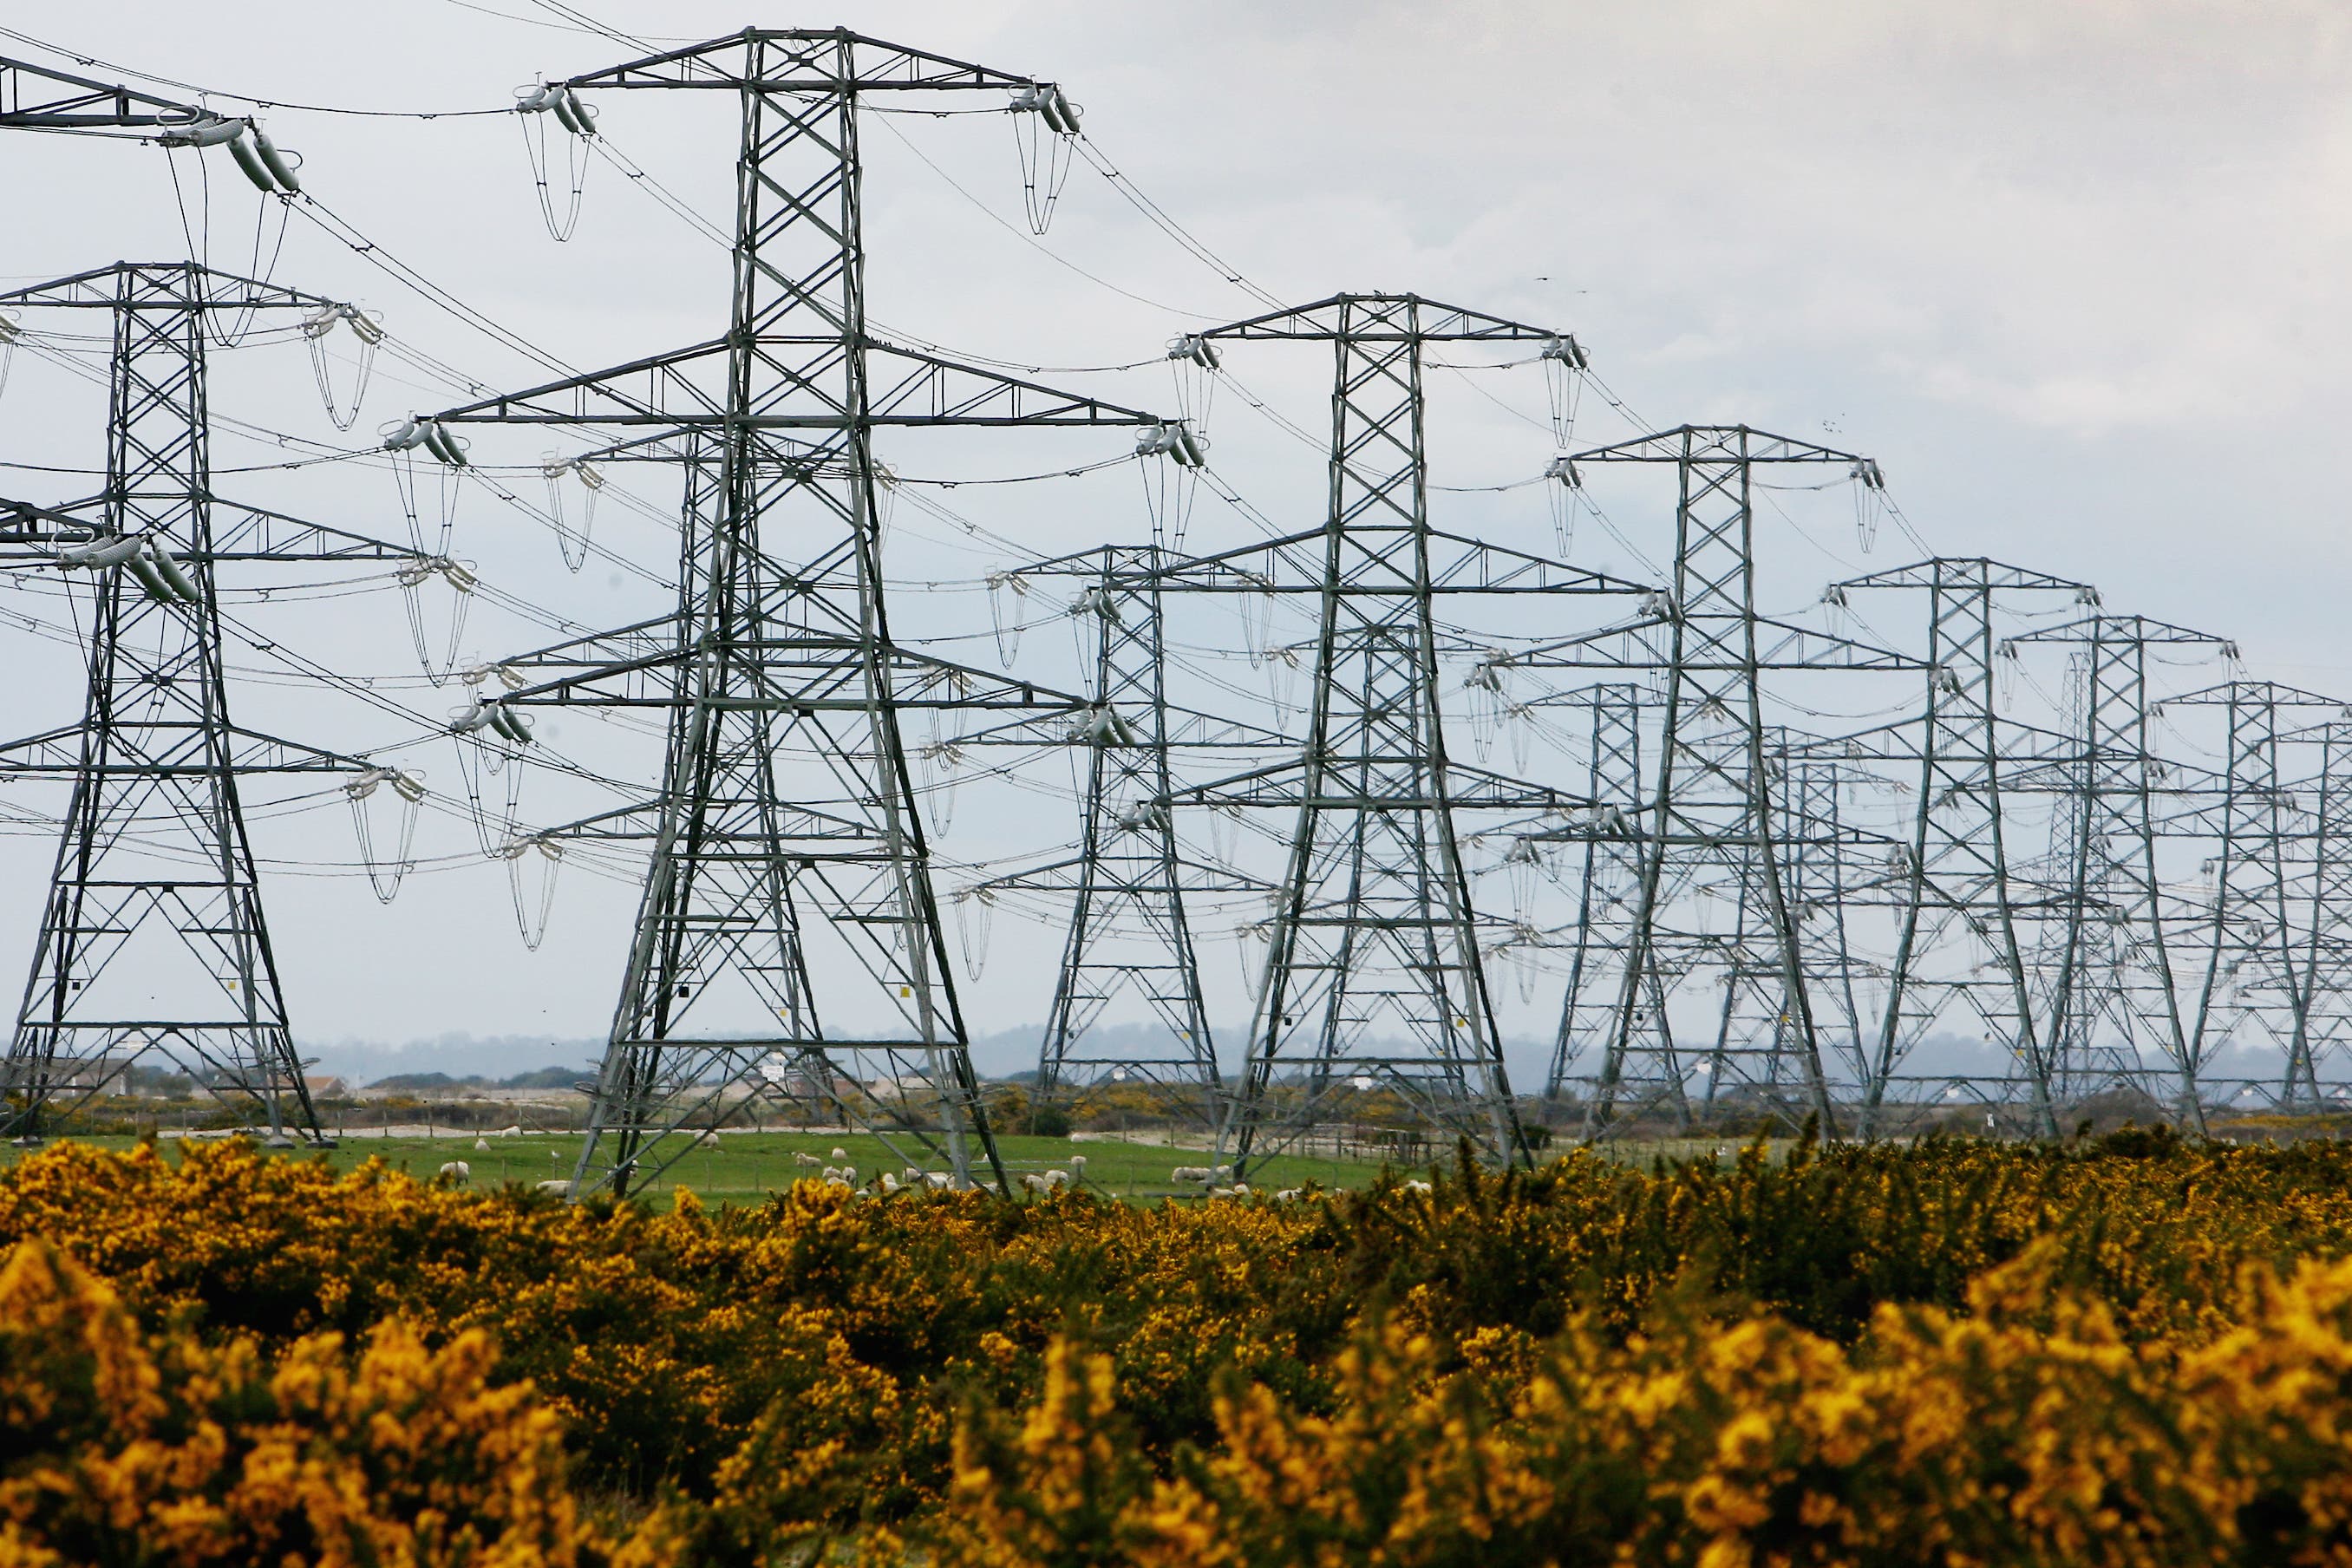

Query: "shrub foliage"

xmin=3 ymin=1129 xmax=2352 ymax=1563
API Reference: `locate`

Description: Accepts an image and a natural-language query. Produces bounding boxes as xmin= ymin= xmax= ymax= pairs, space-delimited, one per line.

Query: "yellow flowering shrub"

xmin=5 ymin=1127 xmax=2352 ymax=1563
xmin=0 ymin=1238 xmax=632 ymax=1567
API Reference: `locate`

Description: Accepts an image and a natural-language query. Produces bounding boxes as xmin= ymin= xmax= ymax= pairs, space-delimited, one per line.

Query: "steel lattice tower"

xmin=0 ymin=264 xmax=424 ymax=1142
xmin=1833 ymin=559 xmax=2095 ymax=1134
xmin=2008 ymin=615 xmax=2233 ymax=1126
xmin=426 ymin=31 xmax=1162 ymax=1196
xmin=1149 ymin=296 xmax=1639 ymax=1175
xmin=1499 ymin=428 xmax=1915 ymax=1134
xmin=2164 ymin=682 xmax=2343 ymax=1111
xmin=962 ymin=546 xmax=1225 ymax=1120
xmin=2284 ymin=715 xmax=2352 ymax=1106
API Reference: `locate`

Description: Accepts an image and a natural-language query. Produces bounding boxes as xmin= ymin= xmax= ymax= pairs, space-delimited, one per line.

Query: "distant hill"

xmin=365 ymin=1066 xmax=587 ymax=1092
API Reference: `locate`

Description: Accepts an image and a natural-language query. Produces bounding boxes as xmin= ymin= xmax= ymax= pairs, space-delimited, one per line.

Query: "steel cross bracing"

xmin=1539 ymin=685 xmax=1647 ymax=1101
xmin=1774 ymin=736 xmax=1873 ymax=1094
xmin=2159 ymin=682 xmax=2348 ymax=1112
xmin=425 ymin=30 xmax=1164 ymax=1198
xmin=1657 ymin=728 xmax=1889 ymax=1128
xmin=0 ymin=54 xmax=219 ymax=136
xmin=2280 ymin=717 xmax=2352 ymax=1107
xmin=1140 ymin=294 xmax=1645 ymax=1177
xmin=0 ymin=263 xmax=425 ymax=1143
xmin=1494 ymin=428 xmax=1918 ymax=1135
xmin=2004 ymin=615 xmax=2236 ymax=1127
xmin=1828 ymin=559 xmax=2098 ymax=1134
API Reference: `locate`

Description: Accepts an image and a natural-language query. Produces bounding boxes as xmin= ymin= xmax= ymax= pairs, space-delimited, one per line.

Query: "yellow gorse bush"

xmin=3 ymin=1127 xmax=2352 ymax=1563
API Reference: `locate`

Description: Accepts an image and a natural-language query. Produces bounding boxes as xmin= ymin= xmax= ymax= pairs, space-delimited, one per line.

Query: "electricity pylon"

xmin=2007 ymin=615 xmax=2234 ymax=1127
xmin=1832 ymin=558 xmax=2095 ymax=1134
xmin=0 ymin=263 xmax=425 ymax=1141
xmin=951 ymin=545 xmax=1253 ymax=1126
xmin=1497 ymin=428 xmax=1917 ymax=1134
xmin=425 ymin=30 xmax=1164 ymax=1196
xmin=2284 ymin=715 xmax=2352 ymax=1106
xmin=2162 ymin=682 xmax=2345 ymax=1111
xmin=1149 ymin=295 xmax=1645 ymax=1176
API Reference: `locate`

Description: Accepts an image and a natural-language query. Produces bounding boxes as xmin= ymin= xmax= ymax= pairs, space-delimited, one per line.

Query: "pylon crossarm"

xmin=0 ymin=262 xmax=343 ymax=315
xmin=1570 ymin=425 xmax=1868 ymax=467
xmin=431 ymin=337 xmax=1160 ymax=433
xmin=203 ymin=502 xmax=434 ymax=564
xmin=0 ymin=495 xmax=103 ymax=554
xmin=0 ymin=53 xmax=211 ymax=133
xmin=940 ymin=701 xmax=1290 ymax=751
xmin=428 ymin=341 xmax=731 ymax=427
xmin=1833 ymin=556 xmax=2094 ymax=595
xmin=1499 ymin=614 xmax=1918 ymax=671
xmin=562 ymin=28 xmax=1050 ymax=95
xmin=0 ymin=723 xmax=387 ymax=778
xmin=1193 ymin=292 xmax=1568 ymax=343
xmin=0 ymin=497 xmax=427 ymax=567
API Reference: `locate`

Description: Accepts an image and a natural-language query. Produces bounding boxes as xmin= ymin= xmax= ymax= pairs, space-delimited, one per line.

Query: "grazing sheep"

xmin=1208 ymin=1186 xmax=1236 ymax=1198
xmin=1402 ymin=1178 xmax=1433 ymax=1194
xmin=695 ymin=1130 xmax=722 ymax=1147
xmin=498 ymin=1125 xmax=522 ymax=1137
xmin=830 ymin=1146 xmax=847 ymax=1160
xmin=474 ymin=1137 xmax=491 ymax=1152
xmin=824 ymin=1176 xmax=851 ymax=1191
xmin=1274 ymin=1188 xmax=1302 ymax=1202
xmin=438 ymin=1160 xmax=471 ymax=1183
xmin=838 ymin=1164 xmax=856 ymax=1185
xmin=821 ymin=1166 xmax=841 ymax=1182
xmin=1211 ymin=1164 xmax=1234 ymax=1181
xmin=1068 ymin=1154 xmax=1088 ymax=1170
xmin=924 ymin=1171 xmax=953 ymax=1190
xmin=901 ymin=1166 xmax=924 ymax=1186
xmin=536 ymin=1179 xmax=574 ymax=1196
xmin=793 ymin=1151 xmax=822 ymax=1167
xmin=1020 ymin=1173 xmax=1054 ymax=1193
xmin=1170 ymin=1166 xmax=1213 ymax=1183
xmin=879 ymin=1172 xmax=900 ymax=1193
xmin=1231 ymin=1182 xmax=1250 ymax=1195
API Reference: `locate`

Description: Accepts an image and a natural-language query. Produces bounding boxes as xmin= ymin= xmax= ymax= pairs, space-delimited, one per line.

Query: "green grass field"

xmin=0 ymin=1129 xmax=1409 ymax=1204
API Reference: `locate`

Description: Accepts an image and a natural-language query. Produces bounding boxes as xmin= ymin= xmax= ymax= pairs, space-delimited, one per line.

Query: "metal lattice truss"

xmin=0 ymin=264 xmax=423 ymax=1142
xmin=425 ymin=30 xmax=1176 ymax=1197
xmin=1136 ymin=296 xmax=1650 ymax=1175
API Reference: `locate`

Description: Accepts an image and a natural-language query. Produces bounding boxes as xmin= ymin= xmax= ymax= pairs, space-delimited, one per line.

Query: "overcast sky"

xmin=1 ymin=0 xmax=2346 ymax=1075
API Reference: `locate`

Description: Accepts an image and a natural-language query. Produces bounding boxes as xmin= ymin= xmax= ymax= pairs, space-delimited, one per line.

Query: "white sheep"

xmin=824 ymin=1176 xmax=852 ymax=1191
xmin=879 ymin=1172 xmax=900 ymax=1193
xmin=536 ymin=1179 xmax=574 ymax=1197
xmin=901 ymin=1166 xmax=924 ymax=1186
xmin=498 ymin=1125 xmax=521 ymax=1137
xmin=474 ymin=1137 xmax=491 ymax=1152
xmin=924 ymin=1171 xmax=953 ymax=1190
xmin=1231 ymin=1182 xmax=1250 ymax=1194
xmin=695 ymin=1130 xmax=722 ymax=1147
xmin=1208 ymin=1186 xmax=1236 ymax=1198
xmin=1402 ymin=1178 xmax=1433 ymax=1194
xmin=1068 ymin=1154 xmax=1088 ymax=1170
xmin=830 ymin=1146 xmax=847 ymax=1160
xmin=821 ymin=1166 xmax=841 ymax=1182
xmin=1212 ymin=1164 xmax=1234 ymax=1180
xmin=793 ymin=1151 xmax=822 ymax=1167
xmin=439 ymin=1160 xmax=471 ymax=1183
xmin=1020 ymin=1172 xmax=1054 ymax=1193
xmin=1170 ymin=1166 xmax=1213 ymax=1183
xmin=1274 ymin=1188 xmax=1303 ymax=1202
xmin=839 ymin=1164 xmax=856 ymax=1185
